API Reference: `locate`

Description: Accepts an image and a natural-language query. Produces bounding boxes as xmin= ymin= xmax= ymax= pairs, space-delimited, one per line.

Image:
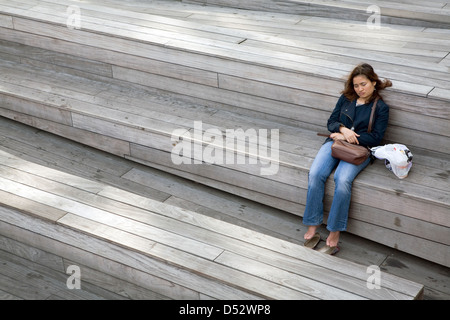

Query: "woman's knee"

xmin=333 ymin=172 xmax=354 ymax=194
xmin=334 ymin=161 xmax=366 ymax=187
xmin=308 ymin=169 xmax=329 ymax=184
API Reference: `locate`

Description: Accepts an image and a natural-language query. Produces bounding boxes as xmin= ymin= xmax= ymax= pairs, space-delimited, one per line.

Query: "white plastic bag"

xmin=371 ymin=144 xmax=413 ymax=179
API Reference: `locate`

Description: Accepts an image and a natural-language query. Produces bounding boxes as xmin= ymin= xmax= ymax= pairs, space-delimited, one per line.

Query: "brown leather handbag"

xmin=331 ymin=140 xmax=371 ymax=165
xmin=329 ymin=98 xmax=378 ymax=165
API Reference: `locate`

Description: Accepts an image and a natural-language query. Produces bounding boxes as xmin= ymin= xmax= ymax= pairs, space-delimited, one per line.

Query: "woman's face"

xmin=353 ymin=75 xmax=376 ymax=101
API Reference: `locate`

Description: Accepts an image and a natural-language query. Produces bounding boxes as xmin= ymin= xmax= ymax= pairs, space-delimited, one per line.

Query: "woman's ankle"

xmin=326 ymin=231 xmax=340 ymax=247
xmin=304 ymin=225 xmax=319 ymax=239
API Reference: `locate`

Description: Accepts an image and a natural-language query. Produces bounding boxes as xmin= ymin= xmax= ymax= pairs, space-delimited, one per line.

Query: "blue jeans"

xmin=303 ymin=141 xmax=370 ymax=232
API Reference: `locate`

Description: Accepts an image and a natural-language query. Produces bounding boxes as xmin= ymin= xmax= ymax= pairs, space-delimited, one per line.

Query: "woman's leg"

xmin=325 ymin=157 xmax=371 ymax=245
xmin=303 ymin=141 xmax=339 ymax=238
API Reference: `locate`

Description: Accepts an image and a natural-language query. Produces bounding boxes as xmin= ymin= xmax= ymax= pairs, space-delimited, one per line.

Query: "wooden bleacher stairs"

xmin=0 ymin=0 xmax=447 ymax=298
xmin=0 ymin=125 xmax=425 ymax=299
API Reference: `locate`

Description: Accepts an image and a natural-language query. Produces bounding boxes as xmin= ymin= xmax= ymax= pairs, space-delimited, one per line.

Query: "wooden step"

xmin=0 ymin=135 xmax=425 ymax=299
xmin=183 ymin=0 xmax=450 ymax=28
xmin=1 ymin=0 xmax=449 ymax=101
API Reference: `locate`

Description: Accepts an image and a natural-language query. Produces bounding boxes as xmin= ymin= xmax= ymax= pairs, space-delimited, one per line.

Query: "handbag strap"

xmin=367 ymin=97 xmax=379 ymax=133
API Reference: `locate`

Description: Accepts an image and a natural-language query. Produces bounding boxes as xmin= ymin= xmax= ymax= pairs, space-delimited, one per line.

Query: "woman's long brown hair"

xmin=342 ymin=63 xmax=392 ymax=102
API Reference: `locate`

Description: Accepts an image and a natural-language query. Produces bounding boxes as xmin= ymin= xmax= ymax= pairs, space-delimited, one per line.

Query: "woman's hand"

xmin=339 ymin=127 xmax=360 ymax=144
xmin=330 ymin=133 xmax=346 ymax=141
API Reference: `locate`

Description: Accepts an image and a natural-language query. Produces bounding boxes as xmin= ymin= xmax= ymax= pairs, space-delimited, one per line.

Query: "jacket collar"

xmin=342 ymin=99 xmax=357 ymax=120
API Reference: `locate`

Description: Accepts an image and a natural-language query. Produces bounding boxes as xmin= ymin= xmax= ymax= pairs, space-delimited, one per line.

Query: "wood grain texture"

xmin=0 ymin=0 xmax=448 ymax=268
xmin=0 ymin=146 xmax=424 ymax=299
xmin=1 ymin=116 xmax=444 ymax=299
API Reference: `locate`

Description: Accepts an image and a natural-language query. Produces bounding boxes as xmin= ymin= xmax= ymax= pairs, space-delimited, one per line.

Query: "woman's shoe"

xmin=318 ymin=245 xmax=340 ymax=255
xmin=303 ymin=232 xmax=321 ymax=249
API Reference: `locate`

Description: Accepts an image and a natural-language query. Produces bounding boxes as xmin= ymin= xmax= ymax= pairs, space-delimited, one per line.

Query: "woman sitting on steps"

xmin=302 ymin=63 xmax=392 ymax=255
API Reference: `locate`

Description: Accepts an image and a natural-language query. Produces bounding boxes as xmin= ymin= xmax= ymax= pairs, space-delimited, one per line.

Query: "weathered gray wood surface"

xmin=3 ymin=116 xmax=450 ymax=299
xmin=0 ymin=0 xmax=448 ymax=268
xmin=0 ymin=117 xmax=427 ymax=299
xmin=183 ymin=0 xmax=450 ymax=28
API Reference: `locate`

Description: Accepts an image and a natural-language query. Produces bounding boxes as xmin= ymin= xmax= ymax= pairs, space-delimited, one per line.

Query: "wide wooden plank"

xmin=0 ymin=189 xmax=67 ymax=222
xmin=429 ymin=87 xmax=450 ymax=101
xmin=0 ymin=107 xmax=132 ymax=158
xmin=0 ymin=150 xmax=106 ymax=193
xmin=216 ymin=251 xmax=414 ymax=300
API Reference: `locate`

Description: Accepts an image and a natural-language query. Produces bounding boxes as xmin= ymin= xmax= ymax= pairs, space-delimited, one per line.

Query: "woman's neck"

xmin=357 ymin=98 xmax=367 ymax=105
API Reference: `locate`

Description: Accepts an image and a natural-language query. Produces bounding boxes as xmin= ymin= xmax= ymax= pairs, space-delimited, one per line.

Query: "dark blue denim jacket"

xmin=325 ymin=94 xmax=389 ymax=148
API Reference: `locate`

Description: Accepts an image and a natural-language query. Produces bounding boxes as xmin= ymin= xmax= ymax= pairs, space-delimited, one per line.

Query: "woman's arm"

xmin=339 ymin=127 xmax=360 ymax=144
xmin=358 ymin=100 xmax=389 ymax=147
xmin=327 ymin=95 xmax=347 ymax=133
